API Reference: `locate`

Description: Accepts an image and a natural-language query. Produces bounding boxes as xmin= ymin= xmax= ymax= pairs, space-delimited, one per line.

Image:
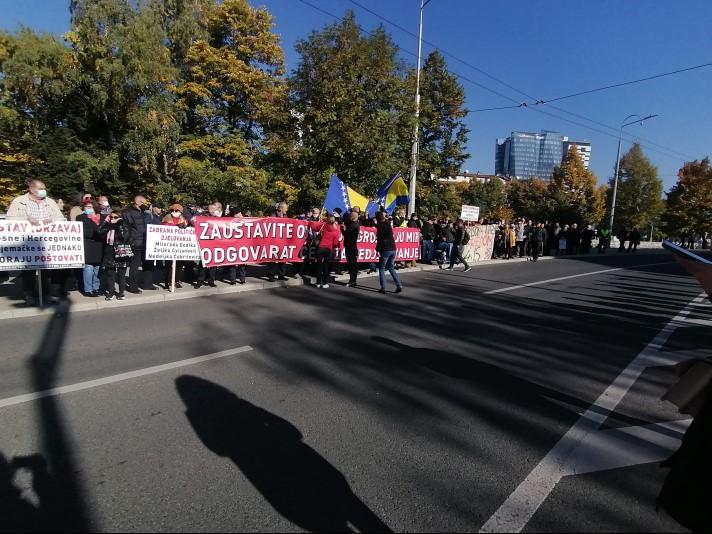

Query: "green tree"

xmin=463 ymin=179 xmax=508 ymax=220
xmin=506 ymin=177 xmax=551 ymax=222
xmin=286 ymin=11 xmax=412 ymax=210
xmin=416 ymin=50 xmax=470 ymax=183
xmin=549 ymin=147 xmax=606 ymax=225
xmin=607 ymin=143 xmax=663 ymax=231
xmin=662 ymin=158 xmax=712 ymax=237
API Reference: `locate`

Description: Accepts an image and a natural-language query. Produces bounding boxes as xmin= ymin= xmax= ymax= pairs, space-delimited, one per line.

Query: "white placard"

xmin=0 ymin=220 xmax=85 ymax=270
xmin=146 ymin=224 xmax=201 ymax=261
xmin=460 ymin=205 xmax=480 ymax=221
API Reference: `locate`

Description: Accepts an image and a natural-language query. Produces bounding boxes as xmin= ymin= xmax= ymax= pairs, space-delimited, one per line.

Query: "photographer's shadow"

xmin=176 ymin=376 xmax=391 ymax=533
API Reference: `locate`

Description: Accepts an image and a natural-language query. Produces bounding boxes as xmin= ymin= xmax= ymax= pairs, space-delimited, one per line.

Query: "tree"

xmin=549 ymin=147 xmax=606 ymax=226
xmin=286 ymin=12 xmax=412 ymax=210
xmin=506 ymin=178 xmax=551 ymax=222
xmin=607 ymin=143 xmax=663 ymax=231
xmin=662 ymin=158 xmax=712 ymax=238
xmin=463 ymin=179 xmax=508 ymax=220
xmin=416 ymin=51 xmax=470 ymax=183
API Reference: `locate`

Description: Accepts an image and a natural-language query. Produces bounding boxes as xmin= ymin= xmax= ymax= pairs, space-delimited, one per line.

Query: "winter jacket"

xmin=421 ymin=221 xmax=435 ymax=240
xmin=342 ymin=219 xmax=361 ymax=249
xmin=309 ymin=221 xmax=343 ymax=250
xmin=122 ymin=205 xmax=148 ymax=249
xmin=6 ymin=193 xmax=65 ymax=222
xmin=76 ymin=213 xmax=104 ymax=265
xmin=376 ymin=221 xmax=397 ymax=253
xmin=97 ymin=220 xmax=131 ymax=269
xmin=453 ymin=227 xmax=468 ymax=246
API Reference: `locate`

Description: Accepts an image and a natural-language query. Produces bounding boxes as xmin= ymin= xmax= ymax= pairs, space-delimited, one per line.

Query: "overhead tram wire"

xmin=344 ymin=0 xmax=706 ymax=161
xmin=298 ymin=0 xmax=694 ymax=162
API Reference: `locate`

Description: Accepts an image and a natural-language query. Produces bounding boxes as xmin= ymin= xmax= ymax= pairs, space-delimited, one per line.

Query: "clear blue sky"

xmin=2 ymin=0 xmax=711 ymax=190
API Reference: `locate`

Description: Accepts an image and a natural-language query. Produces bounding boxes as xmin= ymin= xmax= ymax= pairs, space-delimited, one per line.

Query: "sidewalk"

xmin=0 ymin=251 xmax=661 ymax=320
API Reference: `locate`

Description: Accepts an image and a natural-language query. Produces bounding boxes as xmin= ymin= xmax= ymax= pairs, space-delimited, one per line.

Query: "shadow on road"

xmin=0 ymin=301 xmax=91 ymax=533
xmin=176 ymin=375 xmax=391 ymax=533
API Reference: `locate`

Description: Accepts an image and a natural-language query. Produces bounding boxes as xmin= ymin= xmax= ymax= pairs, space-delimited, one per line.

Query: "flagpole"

xmin=408 ymin=0 xmax=428 ymax=217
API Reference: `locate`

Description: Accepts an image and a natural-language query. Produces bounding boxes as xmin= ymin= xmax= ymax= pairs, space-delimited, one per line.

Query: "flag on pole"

xmin=322 ymin=175 xmax=371 ymax=215
xmin=376 ymin=173 xmax=410 ymax=215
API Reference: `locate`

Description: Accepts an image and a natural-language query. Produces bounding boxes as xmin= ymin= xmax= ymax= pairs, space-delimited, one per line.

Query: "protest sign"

xmin=145 ymin=224 xmax=201 ymax=261
xmin=460 ymin=205 xmax=480 ymax=221
xmin=461 ymin=225 xmax=496 ymax=263
xmin=0 ymin=220 xmax=85 ymax=270
xmin=331 ymin=227 xmax=421 ymax=262
xmin=194 ymin=216 xmax=309 ymax=267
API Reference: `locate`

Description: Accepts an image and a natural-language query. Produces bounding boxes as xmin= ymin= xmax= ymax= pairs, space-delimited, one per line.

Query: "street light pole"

xmin=408 ymin=0 xmax=431 ymax=216
xmin=608 ymin=113 xmax=657 ymax=233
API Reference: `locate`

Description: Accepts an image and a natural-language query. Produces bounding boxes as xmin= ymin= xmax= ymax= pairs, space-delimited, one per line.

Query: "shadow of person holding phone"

xmin=176 ymin=375 xmax=391 ymax=533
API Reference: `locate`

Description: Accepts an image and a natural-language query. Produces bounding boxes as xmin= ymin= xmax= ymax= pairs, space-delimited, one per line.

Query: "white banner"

xmin=0 ymin=220 xmax=85 ymax=271
xmin=460 ymin=205 xmax=480 ymax=221
xmin=146 ymin=224 xmax=201 ymax=261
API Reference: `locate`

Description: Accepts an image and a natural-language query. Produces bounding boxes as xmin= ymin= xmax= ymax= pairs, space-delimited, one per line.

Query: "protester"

xmin=447 ymin=219 xmax=471 ymax=272
xmin=515 ymin=219 xmax=526 ymax=257
xmin=308 ymin=216 xmax=342 ymax=289
xmin=122 ymin=195 xmax=152 ymax=293
xmin=163 ymin=204 xmax=189 ymax=290
xmin=580 ymin=226 xmax=595 ymax=254
xmin=505 ymin=224 xmax=516 ymax=260
xmin=343 ymin=211 xmax=361 ymax=288
xmin=98 ymin=195 xmax=112 ymax=216
xmin=267 ymin=202 xmax=289 ymax=282
xmin=6 ymin=179 xmax=68 ymax=304
xmin=558 ymin=225 xmax=568 ymax=256
xmin=420 ymin=216 xmax=435 ymax=264
xmin=617 ymin=228 xmax=628 ymax=253
xmin=375 ymin=211 xmax=402 ymax=294
xmin=98 ymin=211 xmax=131 ymax=301
xmin=530 ymin=223 xmax=546 ymax=262
xmin=195 ymin=202 xmax=223 ymax=288
xmin=76 ymin=200 xmax=103 ymax=297
xmin=69 ymin=192 xmax=93 ymax=221
xmin=628 ymin=229 xmax=641 ymax=253
xmin=566 ymin=223 xmax=580 ymax=255
xmin=597 ymin=226 xmax=610 ymax=254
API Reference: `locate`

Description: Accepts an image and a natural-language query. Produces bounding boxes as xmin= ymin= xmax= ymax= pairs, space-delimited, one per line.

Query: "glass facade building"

xmin=495 ymin=131 xmax=591 ymax=180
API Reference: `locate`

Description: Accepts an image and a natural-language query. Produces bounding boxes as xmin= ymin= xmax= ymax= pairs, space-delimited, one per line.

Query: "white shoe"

xmin=316 ymin=284 xmax=322 ymax=288
xmin=321 ymin=284 xmax=330 ymax=289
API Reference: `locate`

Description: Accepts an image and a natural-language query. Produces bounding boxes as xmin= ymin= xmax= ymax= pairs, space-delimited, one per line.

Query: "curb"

xmin=0 ymin=251 xmax=666 ymax=321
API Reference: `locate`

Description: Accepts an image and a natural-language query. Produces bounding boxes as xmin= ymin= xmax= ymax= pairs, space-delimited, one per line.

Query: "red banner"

xmin=194 ymin=217 xmax=308 ymax=267
xmin=194 ymin=217 xmax=421 ymax=267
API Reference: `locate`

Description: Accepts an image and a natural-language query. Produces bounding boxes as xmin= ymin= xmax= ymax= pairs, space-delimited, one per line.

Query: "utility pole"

xmin=408 ymin=0 xmax=432 ymax=216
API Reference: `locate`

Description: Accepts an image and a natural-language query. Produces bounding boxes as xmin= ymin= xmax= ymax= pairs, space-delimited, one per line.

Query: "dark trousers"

xmin=165 ymin=261 xmax=188 ymax=287
xmin=449 ymin=245 xmax=469 ymax=269
xmin=268 ymin=262 xmax=286 ymax=280
xmin=516 ymin=241 xmax=524 ymax=257
xmin=104 ymin=267 xmax=127 ymax=297
xmin=227 ymin=265 xmax=246 ymax=283
xmin=21 ymin=270 xmax=67 ymax=298
xmin=128 ymin=249 xmax=145 ymax=290
xmin=628 ymin=243 xmax=639 ymax=253
xmin=346 ymin=247 xmax=358 ymax=285
xmin=532 ymin=242 xmax=542 ymax=261
xmin=316 ymin=247 xmax=332 ymax=286
xmin=197 ymin=266 xmax=217 ymax=285
xmin=618 ymin=241 xmax=627 ymax=252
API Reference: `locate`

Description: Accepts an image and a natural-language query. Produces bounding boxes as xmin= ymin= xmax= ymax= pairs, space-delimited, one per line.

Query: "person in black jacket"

xmin=76 ymin=201 xmax=104 ymax=296
xmin=122 ymin=195 xmax=151 ymax=293
xmin=98 ymin=211 xmax=131 ymax=301
xmin=343 ymin=211 xmax=361 ymax=287
xmin=447 ymin=219 xmax=471 ymax=272
xmin=420 ymin=216 xmax=435 ymax=263
xmin=375 ymin=212 xmax=402 ymax=294
xmin=628 ymin=228 xmax=642 ymax=253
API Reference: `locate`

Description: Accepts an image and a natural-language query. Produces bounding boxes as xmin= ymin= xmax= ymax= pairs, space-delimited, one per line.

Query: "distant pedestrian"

xmin=447 ymin=219 xmax=471 ymax=272
xmin=628 ymin=229 xmax=641 ymax=253
xmin=375 ymin=211 xmax=402 ymax=294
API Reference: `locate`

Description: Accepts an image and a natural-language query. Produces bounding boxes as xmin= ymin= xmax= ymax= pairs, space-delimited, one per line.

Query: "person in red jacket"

xmin=162 ymin=204 xmax=189 ymax=290
xmin=308 ymin=216 xmax=343 ymax=288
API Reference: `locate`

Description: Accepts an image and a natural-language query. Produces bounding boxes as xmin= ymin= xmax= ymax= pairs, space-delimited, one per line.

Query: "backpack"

xmin=462 ymin=229 xmax=471 ymax=245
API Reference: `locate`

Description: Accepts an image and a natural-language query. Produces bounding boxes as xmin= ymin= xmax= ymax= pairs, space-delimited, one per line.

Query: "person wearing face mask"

xmin=76 ymin=201 xmax=104 ymax=297
xmin=98 ymin=211 xmax=131 ymax=301
xmin=195 ymin=202 xmax=223 ymax=288
xmin=163 ymin=204 xmax=189 ymax=290
xmin=69 ymin=192 xmax=94 ymax=221
xmin=7 ymin=179 xmax=68 ymax=304
xmin=122 ymin=195 xmax=152 ymax=293
xmin=97 ymin=195 xmax=112 ymax=216
xmin=267 ymin=202 xmax=289 ymax=282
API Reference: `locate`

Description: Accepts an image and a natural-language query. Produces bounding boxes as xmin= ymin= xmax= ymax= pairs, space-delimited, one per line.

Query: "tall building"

xmin=495 ymin=131 xmax=591 ymax=180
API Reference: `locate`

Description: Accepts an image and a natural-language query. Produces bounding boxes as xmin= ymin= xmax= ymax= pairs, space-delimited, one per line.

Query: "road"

xmin=0 ymin=252 xmax=708 ymax=532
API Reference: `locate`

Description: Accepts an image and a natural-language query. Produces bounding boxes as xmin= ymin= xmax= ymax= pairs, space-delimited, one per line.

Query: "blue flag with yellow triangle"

xmin=376 ymin=173 xmax=409 ymax=215
xmin=322 ymin=175 xmax=371 ymax=215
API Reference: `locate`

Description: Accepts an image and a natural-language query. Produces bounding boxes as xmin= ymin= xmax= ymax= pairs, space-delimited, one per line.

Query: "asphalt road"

xmin=0 ymin=251 xmax=708 ymax=532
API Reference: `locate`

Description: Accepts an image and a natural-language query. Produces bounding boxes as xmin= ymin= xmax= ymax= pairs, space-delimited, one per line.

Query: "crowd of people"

xmin=4 ymin=179 xmax=650 ymax=306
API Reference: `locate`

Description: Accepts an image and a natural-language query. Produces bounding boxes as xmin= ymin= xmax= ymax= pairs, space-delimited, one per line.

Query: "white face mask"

xmin=100 ymin=200 xmax=109 ymax=207
xmin=171 ymin=211 xmax=181 ymax=218
xmin=34 ymin=189 xmax=47 ymax=199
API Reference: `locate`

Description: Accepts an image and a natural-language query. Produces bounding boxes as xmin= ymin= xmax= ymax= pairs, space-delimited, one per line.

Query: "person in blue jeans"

xmin=76 ymin=200 xmax=104 ymax=296
xmin=375 ymin=211 xmax=402 ymax=294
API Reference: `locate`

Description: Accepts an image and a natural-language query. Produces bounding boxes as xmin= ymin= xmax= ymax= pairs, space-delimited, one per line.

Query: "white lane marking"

xmin=0 ymin=346 xmax=253 ymax=409
xmin=479 ymin=294 xmax=706 ymax=533
xmin=483 ymin=261 xmax=674 ymax=294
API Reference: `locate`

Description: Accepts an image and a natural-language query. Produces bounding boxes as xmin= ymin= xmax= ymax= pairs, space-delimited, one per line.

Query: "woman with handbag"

xmin=308 ymin=216 xmax=342 ymax=289
xmin=98 ymin=211 xmax=133 ymax=301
